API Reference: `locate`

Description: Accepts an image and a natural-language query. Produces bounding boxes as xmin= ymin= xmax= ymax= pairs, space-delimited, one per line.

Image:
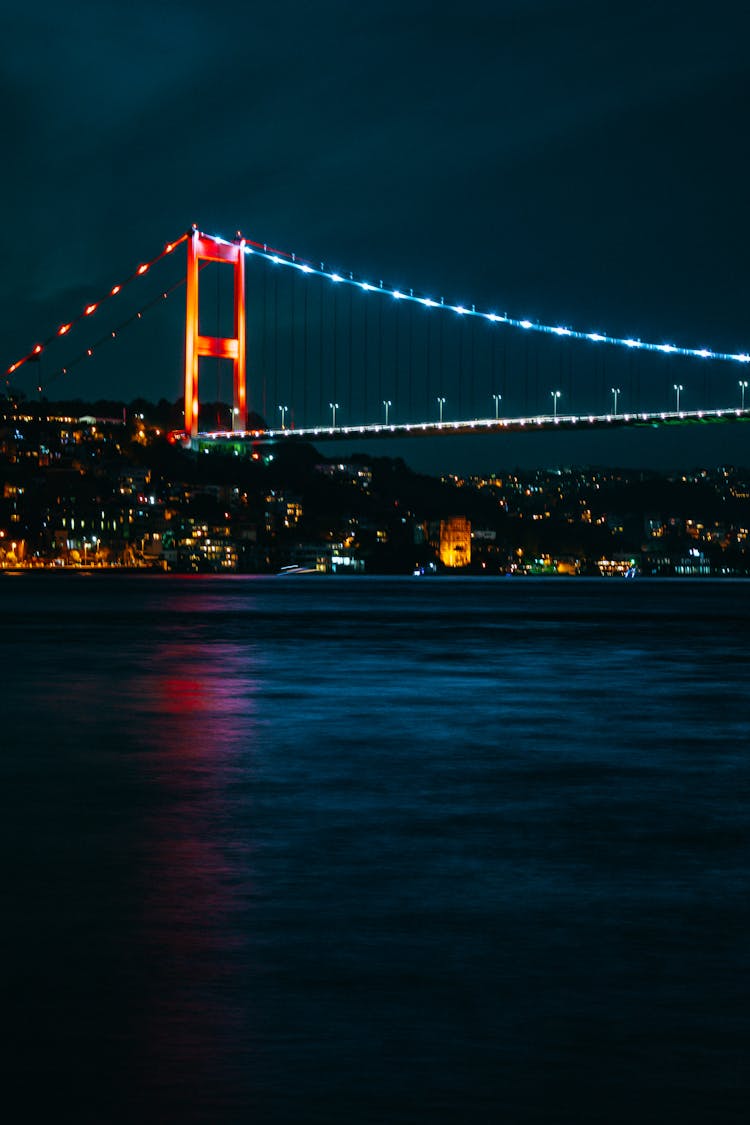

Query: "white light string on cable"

xmin=215 ymin=232 xmax=750 ymax=367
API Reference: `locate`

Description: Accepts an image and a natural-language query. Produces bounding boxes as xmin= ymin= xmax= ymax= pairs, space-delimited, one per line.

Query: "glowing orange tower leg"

xmin=184 ymin=229 xmax=246 ymax=438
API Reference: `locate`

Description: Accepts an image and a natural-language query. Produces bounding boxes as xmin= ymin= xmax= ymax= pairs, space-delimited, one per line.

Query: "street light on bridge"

xmin=611 ymin=387 xmax=621 ymax=415
xmin=437 ymin=396 xmax=446 ymax=423
xmin=278 ymin=404 xmax=289 ymax=430
xmin=673 ymin=383 xmax=684 ymax=412
xmin=551 ymin=390 xmax=561 ymax=419
xmin=382 ymin=399 xmax=392 ymax=425
xmin=329 ymin=402 xmax=340 ymax=428
xmin=740 ymin=380 xmax=748 ymax=410
xmin=492 ymin=393 xmax=502 ymax=419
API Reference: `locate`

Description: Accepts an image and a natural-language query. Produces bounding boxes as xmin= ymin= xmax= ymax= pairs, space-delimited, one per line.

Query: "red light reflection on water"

xmin=129 ymin=640 xmax=261 ymax=1116
xmin=159 ymin=675 xmax=208 ymax=714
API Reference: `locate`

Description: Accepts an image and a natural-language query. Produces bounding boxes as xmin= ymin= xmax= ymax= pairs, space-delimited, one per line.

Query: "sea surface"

xmin=3 ymin=575 xmax=749 ymax=1124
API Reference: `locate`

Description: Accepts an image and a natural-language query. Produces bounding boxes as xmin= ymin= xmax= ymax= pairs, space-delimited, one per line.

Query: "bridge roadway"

xmin=197 ymin=405 xmax=750 ymax=447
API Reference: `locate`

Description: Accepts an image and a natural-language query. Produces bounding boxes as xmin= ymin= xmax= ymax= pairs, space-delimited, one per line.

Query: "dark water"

xmin=3 ymin=575 xmax=749 ymax=1123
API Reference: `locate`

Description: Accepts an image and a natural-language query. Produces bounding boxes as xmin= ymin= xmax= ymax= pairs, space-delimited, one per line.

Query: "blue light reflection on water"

xmin=3 ymin=576 xmax=749 ymax=1123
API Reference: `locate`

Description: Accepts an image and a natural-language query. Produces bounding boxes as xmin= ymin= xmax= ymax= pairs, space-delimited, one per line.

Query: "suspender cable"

xmin=273 ymin=273 xmax=279 ymax=421
xmin=303 ymin=282 xmax=308 ymax=428
xmin=333 ymin=286 xmax=338 ymax=406
xmin=262 ymin=268 xmax=268 ymax=425
xmin=290 ymin=270 xmax=296 ymax=427
xmin=458 ymin=318 xmax=464 ymax=417
xmin=378 ymin=297 xmax=383 ymax=415
xmin=319 ymin=277 xmax=323 ymax=424
xmin=348 ymin=284 xmax=353 ymax=421
xmin=409 ymin=305 xmax=414 ymax=420
xmin=394 ymin=301 xmax=400 ymax=415
xmin=363 ymin=293 xmax=369 ymax=422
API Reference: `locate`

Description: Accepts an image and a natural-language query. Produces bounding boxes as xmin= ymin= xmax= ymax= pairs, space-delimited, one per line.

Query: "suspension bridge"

xmin=6 ymin=226 xmax=750 ymax=447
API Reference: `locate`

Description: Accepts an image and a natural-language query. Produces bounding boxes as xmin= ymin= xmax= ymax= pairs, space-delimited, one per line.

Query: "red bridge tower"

xmin=184 ymin=229 xmax=246 ymax=438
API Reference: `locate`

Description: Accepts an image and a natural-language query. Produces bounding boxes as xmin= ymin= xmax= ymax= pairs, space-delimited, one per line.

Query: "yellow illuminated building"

xmin=439 ymin=518 xmax=471 ymax=567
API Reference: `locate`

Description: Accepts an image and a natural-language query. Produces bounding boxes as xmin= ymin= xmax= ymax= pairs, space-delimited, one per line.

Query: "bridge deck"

xmin=198 ymin=406 xmax=750 ymax=446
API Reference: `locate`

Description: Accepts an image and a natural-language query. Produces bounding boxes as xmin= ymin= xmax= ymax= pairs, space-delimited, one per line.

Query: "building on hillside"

xmin=439 ymin=517 xmax=471 ymax=568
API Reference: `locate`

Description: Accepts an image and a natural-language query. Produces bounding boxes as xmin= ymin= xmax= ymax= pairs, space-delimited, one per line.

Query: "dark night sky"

xmin=3 ymin=0 xmax=750 ymax=471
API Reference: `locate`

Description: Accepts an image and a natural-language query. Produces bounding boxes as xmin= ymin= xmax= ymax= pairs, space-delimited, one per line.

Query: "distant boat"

xmin=277 ymin=564 xmax=319 ymax=576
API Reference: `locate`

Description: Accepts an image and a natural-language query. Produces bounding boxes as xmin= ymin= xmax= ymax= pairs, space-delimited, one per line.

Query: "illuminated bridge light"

xmin=137 ymin=263 xmax=149 ymax=275
xmin=299 ymin=264 xmax=313 ymax=274
xmin=211 ymin=227 xmax=750 ymax=368
xmin=111 ymin=285 xmax=121 ymax=296
xmin=32 ymin=344 xmax=43 ymax=354
xmin=57 ymin=324 xmax=71 ymax=335
xmin=85 ymin=303 xmax=98 ymax=315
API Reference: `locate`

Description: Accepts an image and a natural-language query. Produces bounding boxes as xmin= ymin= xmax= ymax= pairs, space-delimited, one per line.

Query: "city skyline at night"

xmin=5 ymin=8 xmax=750 ymax=1123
